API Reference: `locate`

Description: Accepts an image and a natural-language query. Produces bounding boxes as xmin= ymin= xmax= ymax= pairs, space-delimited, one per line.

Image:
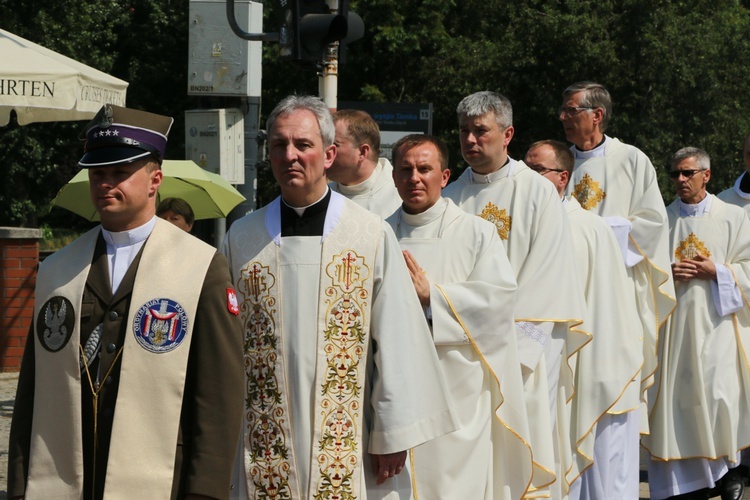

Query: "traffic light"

xmin=278 ymin=0 xmax=364 ymax=67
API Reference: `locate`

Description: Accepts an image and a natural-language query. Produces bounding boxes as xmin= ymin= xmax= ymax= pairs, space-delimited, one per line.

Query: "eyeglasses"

xmin=528 ymin=165 xmax=565 ymax=175
xmin=668 ymin=169 xmax=705 ymax=179
xmin=558 ymin=106 xmax=594 ymax=117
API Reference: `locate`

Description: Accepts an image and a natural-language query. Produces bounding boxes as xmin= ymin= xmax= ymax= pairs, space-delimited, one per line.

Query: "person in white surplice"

xmin=525 ymin=140 xmax=642 ymax=499
xmin=328 ymin=109 xmax=402 ymax=219
xmin=223 ymin=96 xmax=457 ymax=500
xmin=717 ymin=133 xmax=750 ymax=215
xmin=559 ymin=83 xmax=676 ymax=455
xmin=642 ymin=147 xmax=750 ymax=500
xmin=385 ymin=134 xmax=532 ymax=499
xmin=443 ymin=91 xmax=589 ymax=499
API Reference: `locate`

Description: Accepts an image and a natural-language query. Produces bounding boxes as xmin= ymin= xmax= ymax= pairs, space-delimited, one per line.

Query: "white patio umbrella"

xmin=0 ymin=28 xmax=128 ymax=126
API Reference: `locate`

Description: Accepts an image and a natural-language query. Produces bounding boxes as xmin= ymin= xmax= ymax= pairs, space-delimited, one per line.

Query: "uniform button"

xmin=108 ymin=311 xmax=119 ymax=321
xmin=105 ymin=376 xmax=113 ymax=386
xmin=106 ymin=343 xmax=117 ymax=353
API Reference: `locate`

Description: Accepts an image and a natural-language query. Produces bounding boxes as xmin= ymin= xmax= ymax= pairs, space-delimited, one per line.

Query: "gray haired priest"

xmin=7 ymin=104 xmax=245 ymax=499
xmin=223 ymin=96 xmax=456 ymax=499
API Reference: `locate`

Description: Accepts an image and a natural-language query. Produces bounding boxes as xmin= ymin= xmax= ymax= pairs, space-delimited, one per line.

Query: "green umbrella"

xmin=51 ymin=160 xmax=246 ymax=221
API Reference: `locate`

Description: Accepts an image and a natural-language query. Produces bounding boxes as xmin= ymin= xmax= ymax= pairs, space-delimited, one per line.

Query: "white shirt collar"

xmin=335 ymin=161 xmax=383 ymax=196
xmin=468 ymin=158 xmax=516 ymax=184
xmin=573 ymin=135 xmax=610 ymax=159
xmin=400 ymin=198 xmax=447 ymax=227
xmin=101 ymin=216 xmax=156 ymax=248
xmin=677 ymin=193 xmax=712 ymax=217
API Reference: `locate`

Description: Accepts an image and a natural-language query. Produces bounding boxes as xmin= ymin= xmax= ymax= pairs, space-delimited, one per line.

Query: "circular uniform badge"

xmin=36 ymin=297 xmax=75 ymax=352
xmin=133 ymin=298 xmax=189 ymax=353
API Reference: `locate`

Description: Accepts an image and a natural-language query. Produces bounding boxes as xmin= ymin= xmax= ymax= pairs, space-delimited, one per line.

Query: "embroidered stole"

xmin=235 ymin=199 xmax=379 ymax=498
xmin=27 ymin=219 xmax=214 ymax=499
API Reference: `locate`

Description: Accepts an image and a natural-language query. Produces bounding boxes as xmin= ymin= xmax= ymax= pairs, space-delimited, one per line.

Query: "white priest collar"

xmin=677 ymin=192 xmax=712 ymax=217
xmin=267 ymin=189 xmax=345 ymax=245
xmin=468 ymin=158 xmax=516 ymax=184
xmin=281 ymin=187 xmax=330 ymax=217
xmin=573 ymin=135 xmax=610 ymax=159
xmin=400 ymin=198 xmax=447 ymax=227
xmin=732 ymin=172 xmax=750 ymax=199
xmin=334 ymin=161 xmax=384 ymax=196
xmin=101 ymin=216 xmax=156 ymax=293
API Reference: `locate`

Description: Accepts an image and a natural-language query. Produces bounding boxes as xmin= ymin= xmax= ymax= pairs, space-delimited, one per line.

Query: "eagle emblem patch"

xmin=37 ymin=296 xmax=75 ymax=352
xmin=133 ymin=298 xmax=188 ymax=353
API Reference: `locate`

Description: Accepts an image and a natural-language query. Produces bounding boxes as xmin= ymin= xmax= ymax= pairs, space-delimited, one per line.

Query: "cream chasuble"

xmin=388 ymin=198 xmax=532 ymax=500
xmin=563 ymin=197 xmax=642 ymax=487
xmin=565 ymin=137 xmax=676 ymax=426
xmin=444 ymin=160 xmax=589 ymax=498
xmin=717 ymin=172 xmax=750 ymax=215
xmin=27 ymin=219 xmax=213 ymax=499
xmin=644 ymin=196 xmax=750 ymax=464
xmin=330 ymin=158 xmax=402 ymax=219
xmin=224 ymin=193 xmax=456 ymax=500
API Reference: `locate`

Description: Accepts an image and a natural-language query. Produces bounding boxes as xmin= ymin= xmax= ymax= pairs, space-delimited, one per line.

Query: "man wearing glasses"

xmin=525 ymin=140 xmax=642 ymax=500
xmin=642 ymin=147 xmax=750 ymax=500
xmin=445 ymin=91 xmax=588 ymax=499
xmin=559 ymin=80 xmax=676 ymax=484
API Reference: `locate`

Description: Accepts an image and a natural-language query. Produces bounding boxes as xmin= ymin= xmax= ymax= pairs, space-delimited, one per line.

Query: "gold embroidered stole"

xmin=236 ymin=201 xmax=379 ymax=499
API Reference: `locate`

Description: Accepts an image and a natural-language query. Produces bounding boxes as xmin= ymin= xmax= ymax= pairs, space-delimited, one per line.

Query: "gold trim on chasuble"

xmin=572 ymin=174 xmax=607 ymax=210
xmin=312 ymin=249 xmax=372 ymax=499
xmin=675 ymin=232 xmax=711 ymax=261
xmin=238 ymin=260 xmax=295 ymax=499
xmin=479 ymin=202 xmax=512 ymax=240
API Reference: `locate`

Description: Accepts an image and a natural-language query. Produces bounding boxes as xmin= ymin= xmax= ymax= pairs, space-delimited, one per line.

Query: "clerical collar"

xmin=469 ymin=157 xmax=514 ymax=184
xmin=280 ymin=188 xmax=331 ymax=236
xmin=335 ymin=162 xmax=382 ymax=196
xmin=282 ymin=187 xmax=330 ymax=216
xmin=401 ymin=198 xmax=447 ymax=227
xmin=101 ymin=216 xmax=156 ymax=248
xmin=573 ymin=135 xmax=610 ymax=159
xmin=733 ymin=171 xmax=750 ymax=199
xmin=677 ymin=193 xmax=712 ymax=217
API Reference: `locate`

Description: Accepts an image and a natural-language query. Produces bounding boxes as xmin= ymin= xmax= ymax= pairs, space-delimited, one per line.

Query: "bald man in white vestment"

xmin=526 ymin=140 xmax=642 ymax=500
xmin=444 ymin=91 xmax=588 ymax=499
xmin=387 ymin=134 xmax=531 ymax=500
xmin=224 ymin=96 xmax=457 ymax=500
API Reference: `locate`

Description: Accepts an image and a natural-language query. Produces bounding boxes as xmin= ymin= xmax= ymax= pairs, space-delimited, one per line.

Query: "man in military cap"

xmin=8 ymin=104 xmax=244 ymax=500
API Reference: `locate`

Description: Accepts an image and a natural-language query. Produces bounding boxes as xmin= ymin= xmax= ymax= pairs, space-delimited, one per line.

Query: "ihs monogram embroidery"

xmin=675 ymin=232 xmax=711 ymax=261
xmin=238 ymin=261 xmax=293 ymax=499
xmin=313 ymin=250 xmax=371 ymax=498
xmin=479 ymin=202 xmax=512 ymax=240
xmin=573 ymin=173 xmax=607 ymax=210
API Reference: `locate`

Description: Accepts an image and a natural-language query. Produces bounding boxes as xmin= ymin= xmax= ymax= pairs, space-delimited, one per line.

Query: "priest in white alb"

xmin=559 ymin=82 xmax=676 ymax=438
xmin=643 ymin=147 xmax=750 ymax=500
xmin=328 ymin=109 xmax=402 ymax=218
xmin=444 ymin=91 xmax=589 ymax=499
xmin=223 ymin=96 xmax=457 ymax=500
xmin=525 ymin=140 xmax=643 ymax=499
xmin=387 ymin=134 xmax=532 ymax=500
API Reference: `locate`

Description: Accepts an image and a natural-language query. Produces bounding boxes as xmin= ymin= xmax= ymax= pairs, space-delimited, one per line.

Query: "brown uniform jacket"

xmin=8 ymin=232 xmax=244 ymax=499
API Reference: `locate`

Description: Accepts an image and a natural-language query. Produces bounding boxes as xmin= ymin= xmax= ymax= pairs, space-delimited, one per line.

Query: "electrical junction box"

xmin=188 ymin=0 xmax=262 ymax=97
xmin=185 ymin=108 xmax=245 ymax=184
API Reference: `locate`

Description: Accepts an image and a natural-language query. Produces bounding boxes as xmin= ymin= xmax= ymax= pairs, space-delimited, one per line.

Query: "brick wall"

xmin=0 ymin=227 xmax=41 ymax=372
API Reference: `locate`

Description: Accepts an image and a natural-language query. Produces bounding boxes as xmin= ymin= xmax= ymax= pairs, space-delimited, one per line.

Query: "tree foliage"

xmin=2 ymin=0 xmax=750 ymax=226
